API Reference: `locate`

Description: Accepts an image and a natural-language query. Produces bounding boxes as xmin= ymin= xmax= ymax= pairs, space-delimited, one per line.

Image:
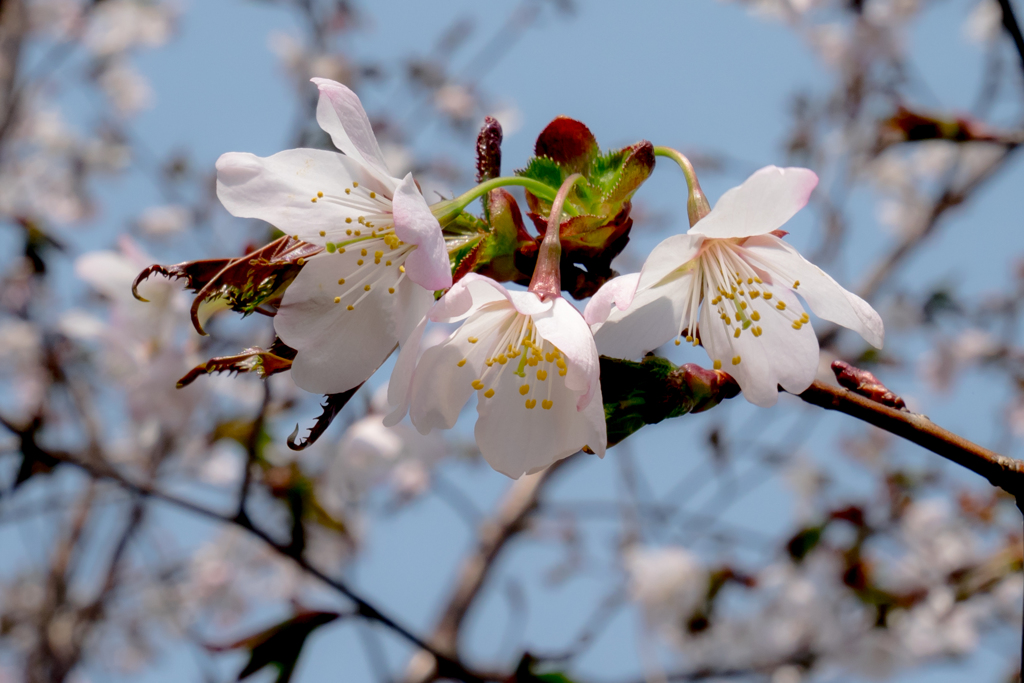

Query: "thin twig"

xmin=998 ymin=0 xmax=1024 ymax=78
xmin=797 ymin=380 xmax=1024 ymax=494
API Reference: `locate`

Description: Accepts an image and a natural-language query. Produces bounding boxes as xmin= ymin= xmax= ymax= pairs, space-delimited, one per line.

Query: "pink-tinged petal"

xmin=216 ymin=149 xmax=387 ymax=242
xmin=408 ymin=306 xmax=516 ymax=433
xmin=274 ymin=252 xmax=426 ymax=394
xmin=689 ymin=166 xmax=818 ymax=240
xmin=532 ymin=298 xmax=600 ymax=410
xmin=392 ymin=173 xmax=452 ymax=291
xmin=584 ymin=272 xmax=641 ymax=326
xmin=474 ymin=348 xmax=605 ymax=479
xmin=741 ymin=235 xmax=884 ymax=348
xmin=311 ymin=78 xmax=394 ymax=188
xmin=506 ymin=289 xmax=555 ymax=317
xmin=699 ymin=293 xmax=778 ymax=407
xmin=384 ymin=314 xmax=428 ymax=427
xmin=636 ymin=233 xmax=704 ymax=291
xmin=592 ymin=271 xmax=695 ymax=360
xmin=429 ymin=273 xmax=509 ymax=322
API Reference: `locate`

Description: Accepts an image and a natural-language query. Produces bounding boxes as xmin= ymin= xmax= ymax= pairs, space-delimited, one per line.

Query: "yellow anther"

xmin=528 ymin=358 xmax=539 ymax=367
xmin=399 ymin=265 xmax=406 ymax=273
xmin=555 ymin=358 xmax=566 ymax=369
xmin=364 ymin=284 xmax=371 ymax=291
xmin=385 ymin=260 xmax=391 ymax=266
xmin=734 ymin=328 xmax=741 ymax=338
xmin=558 ymin=368 xmax=567 ymax=377
xmin=732 ymin=356 xmax=741 ymax=365
xmin=353 ymin=182 xmax=359 ymax=188
xmin=369 ymin=191 xmax=376 ymax=198
xmin=750 ymin=291 xmax=760 ymax=298
xmin=486 ymin=359 xmax=494 ymax=367
xmin=457 ymin=359 xmax=466 ymax=367
xmin=346 ymin=217 xmax=352 ymax=223
xmin=319 ymin=230 xmax=326 ymax=236
xmin=375 ymin=250 xmax=383 ymax=259
xmin=755 ymin=277 xmax=762 ymax=284
xmin=339 ymin=248 xmax=345 ymax=254
xmin=347 ymin=305 xmax=355 ymax=311
xmin=519 ymin=384 xmax=530 ymax=396
xmin=297 ymin=257 xmax=305 ymax=266
xmin=537 ymin=369 xmax=547 ymax=381
xmin=311 ymin=197 xmax=317 ymax=203
xmin=674 ymin=340 xmax=681 ymax=346
xmin=525 ymin=399 xmax=537 ymax=410
xmin=685 ymin=335 xmax=694 ymax=342
xmin=338 ymin=278 xmax=345 ymax=285
xmin=542 ymin=399 xmax=553 ymax=410
xmin=484 ymin=388 xmax=495 ymax=398
xmin=776 ymin=301 xmax=786 ymax=310
xmin=471 ymin=380 xmax=484 ymax=390
xmin=800 ymin=313 xmax=809 ymax=323
xmin=739 ymin=301 xmax=747 ymax=310
xmin=345 ymin=188 xmax=351 ymax=195
xmin=388 ymin=287 xmax=395 ymax=294
xmin=752 ymin=326 xmax=762 ymax=337
xmin=468 ymin=337 xmax=478 ymax=344
xmin=751 ymin=311 xmax=760 ymax=321
xmin=792 ymin=321 xmax=802 ymax=330
xmin=354 ymin=230 xmax=361 ymax=236
xmin=713 ymin=360 xmax=722 ymax=370
xmin=793 ymin=280 xmax=800 ymax=289
xmin=358 ymin=216 xmax=365 ymax=224
xmin=357 ymin=259 xmax=364 ymax=266
xmin=763 ymin=292 xmax=772 ymax=300
xmin=497 ymin=355 xmax=508 ymax=365
xmin=545 ymin=352 xmax=555 ymax=362
xmin=747 ymin=278 xmax=753 ymax=285
xmin=317 ymin=191 xmax=323 ymax=198
xmin=333 ymin=296 xmax=341 ymax=303
xmin=361 ymin=248 xmax=368 ymax=256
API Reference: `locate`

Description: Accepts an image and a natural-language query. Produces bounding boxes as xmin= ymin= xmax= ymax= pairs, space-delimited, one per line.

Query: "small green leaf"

xmin=211 ymin=610 xmax=341 ymax=683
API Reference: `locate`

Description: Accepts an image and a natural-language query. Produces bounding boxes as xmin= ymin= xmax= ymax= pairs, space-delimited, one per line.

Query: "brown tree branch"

xmin=405 ymin=457 xmax=573 ymax=683
xmin=797 ymin=380 xmax=1024 ymax=494
xmin=998 ymin=0 xmax=1024 ymax=79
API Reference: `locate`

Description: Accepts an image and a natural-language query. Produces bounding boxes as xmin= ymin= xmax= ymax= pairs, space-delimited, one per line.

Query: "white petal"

xmin=408 ymin=307 xmax=516 ymax=433
xmin=699 ymin=293 xmax=777 ymax=407
xmin=592 ymin=272 xmax=694 ymax=360
xmin=584 ymin=272 xmax=641 ymax=326
xmin=430 ymin=273 xmax=509 ymax=322
xmin=474 ymin=352 xmax=605 ymax=479
xmin=384 ymin=314 xmax=427 ymax=427
xmin=532 ymin=298 xmax=600 ymax=409
xmin=741 ymin=235 xmax=884 ymax=348
xmin=392 ymin=174 xmax=452 ymax=291
xmin=753 ymin=285 xmax=818 ymax=394
xmin=636 ymin=233 xmax=704 ymax=291
xmin=506 ymin=289 xmax=555 ymax=317
xmin=311 ymin=78 xmax=394 ymax=189
xmin=689 ymin=166 xmax=818 ymax=240
xmin=216 ymin=149 xmax=386 ymax=242
xmin=274 ymin=252 xmax=423 ymax=394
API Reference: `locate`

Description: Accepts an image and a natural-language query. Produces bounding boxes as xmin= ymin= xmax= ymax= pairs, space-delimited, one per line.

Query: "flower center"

xmin=678 ymin=241 xmax=810 ymax=366
xmin=459 ymin=312 xmax=566 ymax=411
xmin=308 ymin=181 xmax=397 ymax=244
xmin=327 ymin=236 xmax=415 ymax=311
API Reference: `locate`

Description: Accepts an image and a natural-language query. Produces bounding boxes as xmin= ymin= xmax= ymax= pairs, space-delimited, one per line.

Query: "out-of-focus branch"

xmin=405 ymin=457 xmax=572 ymax=683
xmin=2 ymin=430 xmax=504 ymax=683
xmin=997 ymin=0 xmax=1024 ymax=78
xmin=797 ymin=380 xmax=1024 ymax=494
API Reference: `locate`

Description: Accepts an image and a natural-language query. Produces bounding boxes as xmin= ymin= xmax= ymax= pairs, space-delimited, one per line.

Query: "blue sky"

xmin=46 ymin=0 xmax=1024 ymax=680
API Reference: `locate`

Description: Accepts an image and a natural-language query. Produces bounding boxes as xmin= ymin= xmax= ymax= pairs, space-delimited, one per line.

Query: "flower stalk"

xmin=529 ymin=173 xmax=583 ymax=301
xmin=653 ymin=146 xmax=710 ymax=226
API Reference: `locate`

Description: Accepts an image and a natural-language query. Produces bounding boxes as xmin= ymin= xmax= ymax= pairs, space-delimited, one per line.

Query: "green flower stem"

xmin=438 ymin=176 xmax=579 ymax=222
xmin=653 ymin=146 xmax=711 ymax=226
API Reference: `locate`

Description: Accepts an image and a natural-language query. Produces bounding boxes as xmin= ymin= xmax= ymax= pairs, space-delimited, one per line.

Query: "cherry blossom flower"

xmin=586 ymin=165 xmax=883 ymax=407
xmin=387 ymin=175 xmax=606 ymax=478
xmin=215 ymin=78 xmax=452 ymax=394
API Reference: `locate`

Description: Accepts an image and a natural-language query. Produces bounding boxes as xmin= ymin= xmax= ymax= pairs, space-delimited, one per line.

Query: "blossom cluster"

xmin=143 ymin=77 xmax=886 ymax=480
